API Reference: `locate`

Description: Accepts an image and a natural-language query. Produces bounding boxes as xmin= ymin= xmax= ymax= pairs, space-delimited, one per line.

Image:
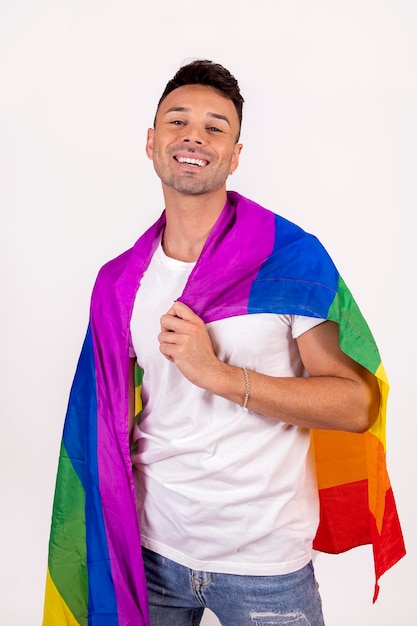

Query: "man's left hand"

xmin=159 ymin=300 xmax=220 ymax=389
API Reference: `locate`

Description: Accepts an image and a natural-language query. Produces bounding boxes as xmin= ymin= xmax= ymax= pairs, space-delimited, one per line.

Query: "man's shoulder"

xmin=229 ymin=191 xmax=306 ymax=231
xmin=88 ymin=245 xmax=136 ymax=304
xmin=229 ymin=191 xmax=318 ymax=250
xmin=93 ymin=212 xmax=166 ymax=296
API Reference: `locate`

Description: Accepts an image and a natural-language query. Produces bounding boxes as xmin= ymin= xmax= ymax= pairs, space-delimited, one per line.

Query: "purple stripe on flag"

xmin=180 ymin=193 xmax=276 ymax=322
xmin=91 ymin=219 xmax=166 ymax=625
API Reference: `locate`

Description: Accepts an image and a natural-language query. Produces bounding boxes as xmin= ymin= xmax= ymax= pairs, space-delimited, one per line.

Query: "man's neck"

xmin=161 ymin=187 xmax=228 ymax=262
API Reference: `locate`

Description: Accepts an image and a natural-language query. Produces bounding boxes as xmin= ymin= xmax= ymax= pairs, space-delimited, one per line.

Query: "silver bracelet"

xmin=241 ymin=366 xmax=249 ymax=409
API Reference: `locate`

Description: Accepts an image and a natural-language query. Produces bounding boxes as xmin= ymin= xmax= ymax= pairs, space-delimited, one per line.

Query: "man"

xmin=43 ymin=60 xmax=405 ymax=626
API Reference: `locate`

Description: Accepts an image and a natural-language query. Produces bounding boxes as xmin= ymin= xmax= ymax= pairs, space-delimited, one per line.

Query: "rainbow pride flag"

xmin=43 ymin=192 xmax=405 ymax=625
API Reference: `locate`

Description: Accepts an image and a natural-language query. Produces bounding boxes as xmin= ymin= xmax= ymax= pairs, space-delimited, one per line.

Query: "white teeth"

xmin=177 ymin=156 xmax=207 ymax=167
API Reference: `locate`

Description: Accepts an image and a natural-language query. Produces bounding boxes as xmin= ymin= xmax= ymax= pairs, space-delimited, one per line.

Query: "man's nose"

xmin=181 ymin=124 xmax=204 ymax=145
xmin=183 ymin=137 xmax=203 ymax=145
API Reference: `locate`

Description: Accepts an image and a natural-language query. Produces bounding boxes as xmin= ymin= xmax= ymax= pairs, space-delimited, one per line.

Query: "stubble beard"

xmin=153 ymin=151 xmax=230 ymax=197
xmin=162 ymin=174 xmax=225 ymax=196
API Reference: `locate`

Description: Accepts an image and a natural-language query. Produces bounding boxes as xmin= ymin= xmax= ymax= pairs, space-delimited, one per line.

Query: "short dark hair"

xmin=155 ymin=59 xmax=244 ymax=140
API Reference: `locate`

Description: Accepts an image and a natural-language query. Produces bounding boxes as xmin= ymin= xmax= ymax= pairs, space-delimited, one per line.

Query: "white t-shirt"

xmin=130 ymin=242 xmax=325 ymax=575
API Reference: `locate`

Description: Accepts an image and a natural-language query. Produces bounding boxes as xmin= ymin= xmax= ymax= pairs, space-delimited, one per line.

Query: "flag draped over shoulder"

xmin=43 ymin=192 xmax=405 ymax=625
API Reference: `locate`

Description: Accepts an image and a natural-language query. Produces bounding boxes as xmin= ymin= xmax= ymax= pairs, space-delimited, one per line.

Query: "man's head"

xmin=146 ymin=60 xmax=244 ymax=198
xmin=155 ymin=59 xmax=244 ymax=142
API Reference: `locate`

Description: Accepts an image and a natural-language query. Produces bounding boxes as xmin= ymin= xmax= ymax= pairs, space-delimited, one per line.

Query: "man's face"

xmin=146 ymin=84 xmax=242 ymax=197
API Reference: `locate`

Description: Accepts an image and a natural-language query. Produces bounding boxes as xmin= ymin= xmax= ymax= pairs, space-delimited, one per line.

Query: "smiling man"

xmin=147 ymin=83 xmax=242 ymax=199
xmin=43 ymin=60 xmax=405 ymax=626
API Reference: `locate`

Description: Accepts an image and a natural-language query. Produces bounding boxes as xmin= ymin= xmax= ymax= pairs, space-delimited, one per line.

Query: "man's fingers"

xmin=158 ymin=329 xmax=179 ymax=345
xmin=166 ymin=300 xmax=198 ymax=321
xmin=160 ymin=302 xmax=202 ymax=333
xmin=160 ymin=314 xmax=177 ymax=332
xmin=160 ymin=314 xmax=190 ymax=334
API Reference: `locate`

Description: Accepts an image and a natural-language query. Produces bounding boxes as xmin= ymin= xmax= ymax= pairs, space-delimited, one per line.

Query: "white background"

xmin=1 ymin=1 xmax=415 ymax=624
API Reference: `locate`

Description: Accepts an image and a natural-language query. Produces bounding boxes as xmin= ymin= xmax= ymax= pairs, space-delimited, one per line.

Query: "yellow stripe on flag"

xmin=43 ymin=568 xmax=81 ymax=626
xmin=369 ymin=363 xmax=389 ymax=451
xmin=135 ymin=383 xmax=142 ymax=417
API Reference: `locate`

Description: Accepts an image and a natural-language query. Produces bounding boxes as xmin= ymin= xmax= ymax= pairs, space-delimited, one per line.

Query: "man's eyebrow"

xmin=208 ymin=112 xmax=231 ymax=127
xmin=164 ymin=106 xmax=190 ymax=115
xmin=164 ymin=107 xmax=231 ymax=127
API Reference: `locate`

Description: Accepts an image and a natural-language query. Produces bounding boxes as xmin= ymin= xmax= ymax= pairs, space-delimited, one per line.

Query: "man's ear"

xmin=230 ymin=143 xmax=243 ymax=175
xmin=145 ymin=128 xmax=154 ymax=160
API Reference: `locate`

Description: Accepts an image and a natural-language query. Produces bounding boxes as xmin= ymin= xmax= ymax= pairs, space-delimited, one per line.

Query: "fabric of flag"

xmin=43 ymin=191 xmax=405 ymax=625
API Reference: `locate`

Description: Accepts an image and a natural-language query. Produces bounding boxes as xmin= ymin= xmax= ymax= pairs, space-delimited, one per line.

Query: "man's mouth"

xmin=175 ymin=156 xmax=208 ymax=167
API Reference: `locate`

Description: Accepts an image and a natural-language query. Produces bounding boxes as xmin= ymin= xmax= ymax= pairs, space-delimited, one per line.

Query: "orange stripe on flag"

xmin=313 ymin=430 xmax=368 ymax=490
xmin=366 ymin=431 xmax=391 ymax=533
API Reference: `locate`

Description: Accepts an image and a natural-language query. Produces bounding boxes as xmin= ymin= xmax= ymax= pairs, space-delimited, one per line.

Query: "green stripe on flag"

xmin=328 ymin=275 xmax=381 ymax=374
xmin=48 ymin=440 xmax=88 ymax=626
xmin=134 ymin=362 xmax=144 ymax=388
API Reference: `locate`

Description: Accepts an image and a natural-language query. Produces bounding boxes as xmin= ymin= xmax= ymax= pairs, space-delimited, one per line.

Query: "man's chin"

xmin=169 ymin=178 xmax=227 ymax=197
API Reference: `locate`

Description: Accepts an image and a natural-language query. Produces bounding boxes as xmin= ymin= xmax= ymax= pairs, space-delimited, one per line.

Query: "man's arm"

xmin=159 ymin=301 xmax=380 ymax=434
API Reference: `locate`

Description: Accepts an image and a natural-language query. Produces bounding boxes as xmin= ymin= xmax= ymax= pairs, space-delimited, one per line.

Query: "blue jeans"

xmin=142 ymin=547 xmax=325 ymax=626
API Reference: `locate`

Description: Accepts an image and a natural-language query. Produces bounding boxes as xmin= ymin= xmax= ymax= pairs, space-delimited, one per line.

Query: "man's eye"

xmin=170 ymin=120 xmax=184 ymax=125
xmin=208 ymin=126 xmax=221 ymax=132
